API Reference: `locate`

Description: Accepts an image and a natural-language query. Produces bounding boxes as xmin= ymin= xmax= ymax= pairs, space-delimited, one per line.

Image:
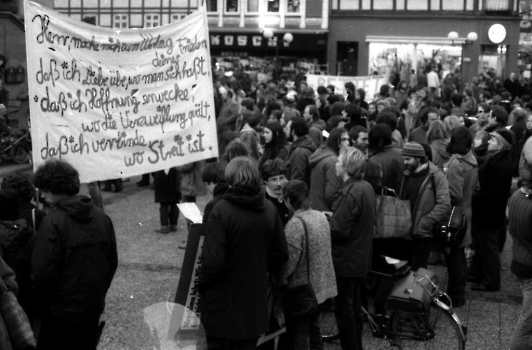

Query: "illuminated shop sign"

xmin=209 ymin=33 xmax=327 ymax=52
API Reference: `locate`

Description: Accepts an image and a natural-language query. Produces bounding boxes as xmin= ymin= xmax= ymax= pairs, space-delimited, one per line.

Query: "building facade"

xmin=329 ymin=0 xmax=521 ymax=84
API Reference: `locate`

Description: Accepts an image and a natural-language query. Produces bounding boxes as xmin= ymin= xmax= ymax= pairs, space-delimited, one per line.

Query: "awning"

xmin=365 ymin=35 xmax=466 ymax=46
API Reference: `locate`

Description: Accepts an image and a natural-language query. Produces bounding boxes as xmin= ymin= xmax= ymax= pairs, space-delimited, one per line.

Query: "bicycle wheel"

xmin=390 ymin=303 xmax=465 ymax=350
xmin=317 ymin=299 xmax=340 ymax=348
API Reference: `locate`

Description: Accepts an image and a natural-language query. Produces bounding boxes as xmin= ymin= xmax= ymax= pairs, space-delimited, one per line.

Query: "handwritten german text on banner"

xmin=25 ymin=2 xmax=217 ymax=183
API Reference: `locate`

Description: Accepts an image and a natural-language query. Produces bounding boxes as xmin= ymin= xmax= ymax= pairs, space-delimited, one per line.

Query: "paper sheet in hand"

xmin=177 ymin=203 xmax=203 ymax=224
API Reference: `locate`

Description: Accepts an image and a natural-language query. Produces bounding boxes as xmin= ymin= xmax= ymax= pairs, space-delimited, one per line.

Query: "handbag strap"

xmin=297 ymin=217 xmax=311 ymax=284
xmin=32 ymin=208 xmax=36 ymax=231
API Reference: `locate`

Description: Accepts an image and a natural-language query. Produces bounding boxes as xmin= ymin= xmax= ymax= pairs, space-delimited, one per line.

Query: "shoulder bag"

xmin=374 ymin=187 xmax=412 ymax=240
xmin=431 ymin=175 xmax=467 ymax=247
xmin=283 ymin=217 xmax=318 ymax=317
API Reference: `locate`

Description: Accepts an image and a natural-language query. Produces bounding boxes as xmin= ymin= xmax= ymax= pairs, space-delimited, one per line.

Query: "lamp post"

xmin=447 ymin=31 xmax=478 ymax=88
xmin=263 ymin=29 xmax=294 ymax=60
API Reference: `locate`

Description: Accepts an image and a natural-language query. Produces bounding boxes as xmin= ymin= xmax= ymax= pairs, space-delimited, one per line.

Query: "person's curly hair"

xmin=33 ymin=159 xmax=80 ymax=196
xmin=1 ymin=171 xmax=36 ymax=202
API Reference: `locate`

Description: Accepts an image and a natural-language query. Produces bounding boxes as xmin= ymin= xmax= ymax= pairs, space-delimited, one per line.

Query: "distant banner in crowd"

xmin=306 ymin=74 xmax=388 ymax=103
xmin=25 ymin=2 xmax=217 ymax=183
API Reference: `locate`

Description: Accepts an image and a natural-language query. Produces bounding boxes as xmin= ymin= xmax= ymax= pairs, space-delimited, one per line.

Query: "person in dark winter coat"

xmin=470 ymin=129 xmax=514 ymax=292
xmin=32 ymin=159 xmax=118 ymax=350
xmin=198 ymin=157 xmax=289 ymax=350
xmin=308 ymin=128 xmax=349 ymax=212
xmin=153 ymin=168 xmax=182 ymax=234
xmin=287 ymin=117 xmax=317 ymax=186
xmin=330 ymin=147 xmax=376 ymax=350
xmin=368 ymin=123 xmax=404 ymax=194
xmin=303 ymin=105 xmax=325 ymax=148
xmin=261 ymin=159 xmax=290 ymax=226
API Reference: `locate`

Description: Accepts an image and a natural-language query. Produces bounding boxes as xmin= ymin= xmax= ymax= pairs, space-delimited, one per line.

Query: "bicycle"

xmin=319 ymin=256 xmax=467 ymax=350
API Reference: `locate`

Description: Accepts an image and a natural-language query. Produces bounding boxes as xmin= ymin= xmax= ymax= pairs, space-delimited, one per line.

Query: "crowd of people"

xmin=196 ymin=61 xmax=532 ymax=350
xmin=1 ymin=60 xmax=532 ymax=350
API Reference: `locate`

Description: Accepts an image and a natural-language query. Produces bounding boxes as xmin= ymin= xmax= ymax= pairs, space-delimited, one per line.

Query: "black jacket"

xmin=472 ymin=150 xmax=513 ymax=228
xmin=199 ymin=185 xmax=288 ymax=339
xmin=287 ymin=135 xmax=317 ymax=186
xmin=32 ymin=195 xmax=118 ymax=323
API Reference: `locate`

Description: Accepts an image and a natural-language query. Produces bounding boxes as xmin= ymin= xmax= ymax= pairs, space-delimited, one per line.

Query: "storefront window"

xmin=480 ymin=44 xmax=506 ymax=77
xmin=247 ymin=0 xmax=259 ymax=12
xmin=226 ymin=0 xmax=238 ymax=12
xmin=268 ymin=0 xmax=280 ymax=12
xmin=368 ymin=42 xmax=462 ymax=82
xmin=287 ymin=0 xmax=300 ymax=12
xmin=373 ymin=0 xmax=393 ymax=10
xmin=206 ymin=0 xmax=217 ymax=12
xmin=441 ymin=0 xmax=464 ymax=10
xmin=484 ymin=0 xmax=510 ymax=11
xmin=407 ymin=0 xmax=428 ymax=10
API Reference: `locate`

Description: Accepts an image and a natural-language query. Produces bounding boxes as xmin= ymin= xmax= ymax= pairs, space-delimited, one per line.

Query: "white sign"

xmin=25 ymin=1 xmax=218 ymax=183
xmin=306 ymin=74 xmax=388 ymax=103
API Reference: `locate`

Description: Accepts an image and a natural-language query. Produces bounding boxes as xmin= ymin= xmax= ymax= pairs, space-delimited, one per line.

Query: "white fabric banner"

xmin=306 ymin=74 xmax=388 ymax=103
xmin=25 ymin=1 xmax=218 ymax=183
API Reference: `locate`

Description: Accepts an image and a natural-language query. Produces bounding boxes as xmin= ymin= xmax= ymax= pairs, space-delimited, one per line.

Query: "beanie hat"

xmin=401 ymin=142 xmax=426 ymax=158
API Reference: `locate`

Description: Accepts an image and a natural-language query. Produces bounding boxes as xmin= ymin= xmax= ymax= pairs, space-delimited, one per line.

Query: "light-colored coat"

xmin=281 ymin=209 xmax=337 ymax=304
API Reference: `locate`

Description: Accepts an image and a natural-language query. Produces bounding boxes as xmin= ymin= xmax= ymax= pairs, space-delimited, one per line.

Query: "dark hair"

xmin=326 ymin=127 xmax=347 ymax=155
xmin=419 ymin=143 xmax=431 ymax=163
xmin=368 ymin=123 xmax=392 ymax=153
xmin=33 ymin=159 xmax=80 ymax=196
xmin=344 ymin=104 xmax=361 ymax=124
xmin=202 ymin=162 xmax=226 ymax=184
xmin=451 ymin=93 xmax=463 ymax=107
xmin=363 ymin=162 xmax=382 ymax=193
xmin=419 ymin=106 xmax=439 ymax=125
xmin=356 ymin=88 xmax=366 ymax=101
xmin=317 ymin=86 xmax=328 ymax=95
xmin=379 ymin=85 xmax=390 ymax=97
xmin=345 ymin=81 xmax=355 ymax=93
xmin=265 ymin=101 xmax=281 ymax=117
xmin=224 ymin=139 xmax=250 ymax=162
xmin=263 ymin=121 xmax=287 ymax=148
xmin=330 ymin=101 xmax=345 ymax=116
xmin=307 ymin=105 xmax=320 ymax=121
xmin=446 ymin=126 xmax=472 ymax=156
xmin=261 ymin=158 xmax=288 ymax=181
xmin=246 ymin=112 xmax=265 ymax=129
xmin=241 ymin=98 xmax=255 ymax=111
xmin=1 ymin=171 xmax=36 ymax=202
xmin=491 ymin=105 xmax=509 ymax=126
xmin=478 ymin=102 xmax=491 ymax=113
xmin=349 ymin=125 xmax=367 ymax=142
xmin=290 ymin=117 xmax=309 ymax=137
xmin=282 ymin=179 xmax=310 ymax=211
xmin=376 ymin=109 xmax=398 ymax=131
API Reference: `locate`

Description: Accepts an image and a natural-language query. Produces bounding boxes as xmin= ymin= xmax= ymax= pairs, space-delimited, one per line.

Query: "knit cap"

xmin=401 ymin=142 xmax=425 ymax=158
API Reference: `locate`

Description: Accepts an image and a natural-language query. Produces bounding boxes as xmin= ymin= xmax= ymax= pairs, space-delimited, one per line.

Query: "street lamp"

xmin=447 ymin=31 xmax=478 ymax=46
xmin=263 ymin=29 xmax=293 ymax=59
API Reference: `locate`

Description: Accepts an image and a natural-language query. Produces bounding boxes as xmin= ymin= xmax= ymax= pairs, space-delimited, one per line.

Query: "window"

xmin=206 ymin=0 xmax=217 ymax=11
xmin=171 ymin=14 xmax=186 ymax=22
xmin=113 ymin=14 xmax=128 ymax=28
xmin=267 ymin=0 xmax=279 ymax=12
xmin=226 ymin=0 xmax=238 ymax=12
xmin=287 ymin=0 xmax=300 ymax=12
xmin=145 ymin=14 xmax=161 ymax=28
xmin=484 ymin=0 xmax=510 ymax=11
xmin=373 ymin=0 xmax=393 ymax=10
xmin=247 ymin=0 xmax=259 ymax=12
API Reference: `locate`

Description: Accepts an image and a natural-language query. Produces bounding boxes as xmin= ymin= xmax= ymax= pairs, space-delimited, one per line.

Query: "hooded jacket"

xmin=399 ymin=162 xmax=451 ymax=239
xmin=287 ymin=135 xmax=317 ymax=186
xmin=32 ymin=195 xmax=118 ymax=323
xmin=430 ymin=139 xmax=450 ymax=169
xmin=309 ymin=119 xmax=326 ymax=148
xmin=309 ymin=147 xmax=342 ymax=212
xmin=199 ymin=185 xmax=288 ymax=339
xmin=444 ymin=150 xmax=478 ymax=247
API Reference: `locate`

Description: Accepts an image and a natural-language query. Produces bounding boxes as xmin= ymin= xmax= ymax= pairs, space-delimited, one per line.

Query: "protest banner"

xmin=24 ymin=1 xmax=218 ymax=183
xmin=306 ymin=74 xmax=388 ymax=103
